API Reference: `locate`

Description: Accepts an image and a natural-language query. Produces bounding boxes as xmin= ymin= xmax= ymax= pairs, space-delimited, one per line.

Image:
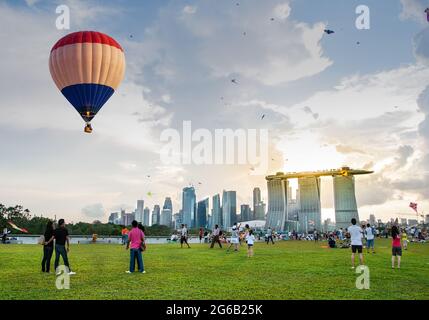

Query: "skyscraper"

xmin=143 ymin=207 xmax=150 ymax=226
xmin=240 ymin=204 xmax=251 ymax=222
xmin=298 ymin=176 xmax=321 ymax=232
xmin=151 ymin=205 xmax=160 ymax=226
xmin=253 ymin=187 xmax=261 ymax=215
xmin=160 ymin=208 xmax=172 ymax=227
xmin=266 ymin=177 xmax=287 ymax=231
xmin=254 ymin=201 xmax=266 ymax=220
xmin=108 ymin=212 xmax=118 ymax=224
xmin=369 ymin=214 xmax=376 ymax=226
xmin=163 ymin=197 xmax=173 ymax=212
xmin=196 ymin=198 xmax=209 ymax=228
xmin=135 ymin=200 xmax=144 ymax=223
xmin=333 ymin=175 xmax=359 ymax=229
xmin=182 ymin=187 xmax=196 ymax=228
xmin=222 ymin=190 xmax=237 ymax=229
xmin=212 ymin=194 xmax=222 ymax=227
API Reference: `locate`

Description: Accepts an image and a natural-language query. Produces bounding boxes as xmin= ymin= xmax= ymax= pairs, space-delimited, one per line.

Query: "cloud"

xmin=400 ymin=0 xmax=427 ymax=24
xmin=335 ymin=145 xmax=366 ymax=155
xmin=25 ymin=0 xmax=40 ymax=7
xmin=183 ymin=5 xmax=197 ymax=14
xmin=302 ymin=106 xmax=319 ymax=120
xmin=143 ymin=0 xmax=332 ymax=86
xmin=81 ymin=203 xmax=105 ymax=219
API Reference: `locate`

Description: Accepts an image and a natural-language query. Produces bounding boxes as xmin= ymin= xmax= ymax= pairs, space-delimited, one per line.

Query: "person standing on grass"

xmin=401 ymin=229 xmax=408 ymax=250
xmin=391 ymin=225 xmax=402 ymax=269
xmin=180 ymin=224 xmax=191 ymax=248
xmin=314 ymin=230 xmax=319 ymax=243
xmin=227 ymin=223 xmax=240 ymax=252
xmin=41 ymin=220 xmax=54 ymax=273
xmin=266 ymin=227 xmax=274 ymax=245
xmin=54 ymin=219 xmax=76 ymax=275
xmin=133 ymin=224 xmax=147 ymax=270
xmin=126 ymin=220 xmax=145 ymax=274
xmin=246 ymin=229 xmax=256 ymax=258
xmin=365 ymin=223 xmax=375 ymax=254
xmin=349 ymin=218 xmax=364 ymax=269
xmin=199 ymin=227 xmax=204 ymax=243
xmin=210 ymin=224 xmax=222 ymax=248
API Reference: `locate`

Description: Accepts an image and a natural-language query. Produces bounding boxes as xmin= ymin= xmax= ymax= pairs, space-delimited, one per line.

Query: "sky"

xmin=0 ymin=0 xmax=428 ymax=224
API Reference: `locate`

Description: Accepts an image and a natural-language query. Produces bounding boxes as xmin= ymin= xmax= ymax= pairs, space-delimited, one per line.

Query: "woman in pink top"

xmin=126 ymin=220 xmax=145 ymax=273
xmin=391 ymin=225 xmax=402 ymax=269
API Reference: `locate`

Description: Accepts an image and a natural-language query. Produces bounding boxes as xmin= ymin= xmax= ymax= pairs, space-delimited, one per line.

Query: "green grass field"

xmin=1 ymin=239 xmax=428 ymax=300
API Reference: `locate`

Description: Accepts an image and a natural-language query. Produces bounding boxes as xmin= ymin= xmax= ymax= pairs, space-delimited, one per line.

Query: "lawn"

xmin=0 ymin=239 xmax=428 ymax=300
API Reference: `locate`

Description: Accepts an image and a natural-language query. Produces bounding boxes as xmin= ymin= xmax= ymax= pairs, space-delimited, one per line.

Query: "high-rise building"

xmin=298 ymin=176 xmax=321 ymax=232
xmin=135 ymin=200 xmax=144 ymax=223
xmin=122 ymin=212 xmax=134 ymax=226
xmin=196 ymin=198 xmax=209 ymax=228
xmin=400 ymin=218 xmax=407 ymax=226
xmin=143 ymin=207 xmax=150 ymax=226
xmin=287 ymin=199 xmax=299 ymax=221
xmin=212 ymin=194 xmax=222 ymax=227
xmin=240 ymin=204 xmax=251 ymax=222
xmin=108 ymin=212 xmax=118 ymax=224
xmin=182 ymin=187 xmax=196 ymax=228
xmin=333 ymin=175 xmax=359 ymax=229
xmin=151 ymin=205 xmax=160 ymax=226
xmin=266 ymin=177 xmax=287 ymax=231
xmin=254 ymin=202 xmax=266 ymax=220
xmin=253 ymin=187 xmax=261 ymax=216
xmin=160 ymin=208 xmax=172 ymax=227
xmin=222 ymin=190 xmax=237 ymax=229
xmin=163 ymin=197 xmax=173 ymax=212
xmin=369 ymin=214 xmax=376 ymax=226
xmin=173 ymin=212 xmax=182 ymax=229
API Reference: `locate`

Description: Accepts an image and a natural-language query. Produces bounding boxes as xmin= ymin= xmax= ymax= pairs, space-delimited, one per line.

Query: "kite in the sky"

xmin=49 ymin=31 xmax=126 ymax=133
xmin=425 ymin=8 xmax=429 ymax=22
xmin=231 ymin=79 xmax=238 ymax=84
xmin=8 ymin=221 xmax=29 ymax=233
xmin=409 ymin=202 xmax=418 ymax=214
xmin=324 ymin=29 xmax=335 ymax=35
xmin=147 ymin=192 xmax=153 ymax=197
xmin=270 ymin=18 xmax=275 ymax=21
xmin=261 ymin=114 xmax=265 ymax=120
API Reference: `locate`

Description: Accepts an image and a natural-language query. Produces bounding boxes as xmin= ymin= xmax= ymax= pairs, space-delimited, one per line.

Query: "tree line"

xmin=0 ymin=204 xmax=174 ymax=236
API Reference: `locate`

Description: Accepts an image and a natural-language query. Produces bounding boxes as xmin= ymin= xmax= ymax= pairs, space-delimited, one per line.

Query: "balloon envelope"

xmin=49 ymin=31 xmax=125 ymax=125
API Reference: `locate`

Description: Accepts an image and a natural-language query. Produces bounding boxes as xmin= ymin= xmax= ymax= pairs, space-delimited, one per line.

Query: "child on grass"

xmin=391 ymin=225 xmax=402 ymax=269
xmin=246 ymin=230 xmax=255 ymax=258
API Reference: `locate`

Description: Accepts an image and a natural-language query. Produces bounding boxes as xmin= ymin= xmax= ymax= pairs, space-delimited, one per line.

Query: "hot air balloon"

xmin=49 ymin=31 xmax=126 ymax=133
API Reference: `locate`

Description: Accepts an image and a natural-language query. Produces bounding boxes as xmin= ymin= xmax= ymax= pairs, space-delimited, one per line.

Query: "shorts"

xmin=230 ymin=237 xmax=239 ymax=244
xmin=247 ymin=244 xmax=254 ymax=248
xmin=351 ymin=245 xmax=363 ymax=253
xmin=392 ymin=246 xmax=402 ymax=256
xmin=366 ymin=239 xmax=374 ymax=248
xmin=180 ymin=236 xmax=187 ymax=244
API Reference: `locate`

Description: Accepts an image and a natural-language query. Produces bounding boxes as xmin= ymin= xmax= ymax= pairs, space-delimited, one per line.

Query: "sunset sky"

xmin=0 ymin=0 xmax=428 ymax=223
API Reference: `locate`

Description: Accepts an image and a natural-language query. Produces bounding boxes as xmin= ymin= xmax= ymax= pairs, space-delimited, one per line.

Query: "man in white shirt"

xmin=348 ymin=218 xmax=364 ymax=269
xmin=180 ymin=224 xmax=190 ymax=248
xmin=365 ymin=223 xmax=375 ymax=254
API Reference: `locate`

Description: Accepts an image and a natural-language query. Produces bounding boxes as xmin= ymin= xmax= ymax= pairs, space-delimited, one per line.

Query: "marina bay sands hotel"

xmin=265 ymin=167 xmax=373 ymax=232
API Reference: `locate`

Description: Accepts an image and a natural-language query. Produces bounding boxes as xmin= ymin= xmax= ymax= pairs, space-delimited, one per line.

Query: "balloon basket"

xmin=84 ymin=123 xmax=93 ymax=134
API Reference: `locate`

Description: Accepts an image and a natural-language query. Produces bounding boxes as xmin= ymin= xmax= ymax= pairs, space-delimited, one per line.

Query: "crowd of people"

xmin=31 ymin=216 xmax=428 ymax=275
